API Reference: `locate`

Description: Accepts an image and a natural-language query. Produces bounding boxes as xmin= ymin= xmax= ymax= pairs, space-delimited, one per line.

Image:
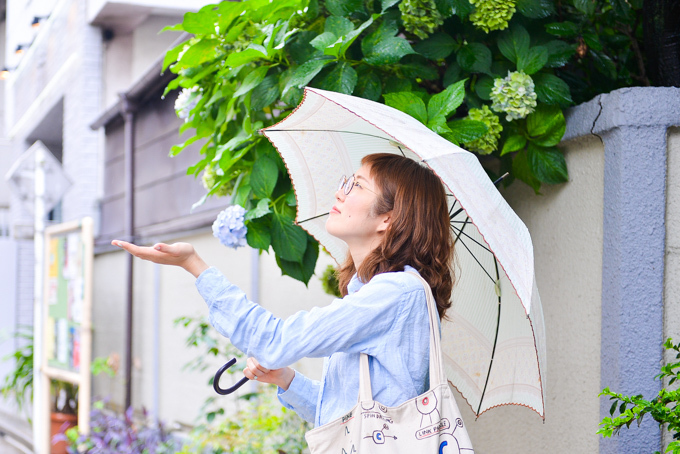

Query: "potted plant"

xmin=50 ymin=379 xmax=78 ymax=454
xmin=0 ymin=326 xmax=34 ymax=414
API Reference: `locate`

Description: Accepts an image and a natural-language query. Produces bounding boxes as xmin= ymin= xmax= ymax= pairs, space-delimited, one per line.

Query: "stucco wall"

xmin=93 ymin=233 xmax=335 ymax=424
xmin=458 ymin=136 xmax=605 ymax=452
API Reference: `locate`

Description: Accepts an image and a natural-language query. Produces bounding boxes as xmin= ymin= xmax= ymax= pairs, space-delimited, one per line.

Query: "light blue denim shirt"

xmin=195 ymin=265 xmax=432 ymax=427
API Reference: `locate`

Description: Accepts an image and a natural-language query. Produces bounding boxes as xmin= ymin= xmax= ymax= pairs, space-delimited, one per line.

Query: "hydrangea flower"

xmin=463 ymin=105 xmax=503 ymax=155
xmin=174 ymin=87 xmax=201 ymax=120
xmin=212 ymin=205 xmax=248 ymax=249
xmin=399 ymin=0 xmax=444 ymax=39
xmin=469 ymin=0 xmax=516 ymax=33
xmin=202 ymin=165 xmax=230 ymax=197
xmin=490 ymin=71 xmax=538 ymax=121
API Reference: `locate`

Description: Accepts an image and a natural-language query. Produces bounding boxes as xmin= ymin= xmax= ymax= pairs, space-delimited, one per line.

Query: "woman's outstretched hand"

xmin=243 ymin=357 xmax=295 ymax=391
xmin=111 ymin=240 xmax=209 ymax=278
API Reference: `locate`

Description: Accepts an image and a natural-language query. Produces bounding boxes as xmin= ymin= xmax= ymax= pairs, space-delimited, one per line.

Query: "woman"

xmin=113 ymin=153 xmax=454 ymax=427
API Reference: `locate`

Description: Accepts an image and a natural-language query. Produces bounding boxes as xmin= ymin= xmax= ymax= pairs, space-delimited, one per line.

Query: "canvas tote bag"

xmin=305 ymin=272 xmax=475 ymax=454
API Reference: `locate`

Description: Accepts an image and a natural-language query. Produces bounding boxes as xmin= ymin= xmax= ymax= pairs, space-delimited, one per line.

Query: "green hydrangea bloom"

xmin=490 ymin=71 xmax=537 ymax=121
xmin=399 ymin=0 xmax=444 ymax=39
xmin=469 ymin=0 xmax=516 ymax=33
xmin=463 ymin=105 xmax=503 ymax=155
xmin=202 ymin=165 xmax=231 ymax=197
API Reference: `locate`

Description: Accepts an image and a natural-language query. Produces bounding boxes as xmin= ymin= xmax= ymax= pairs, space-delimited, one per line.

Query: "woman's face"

xmin=326 ymin=164 xmax=390 ymax=249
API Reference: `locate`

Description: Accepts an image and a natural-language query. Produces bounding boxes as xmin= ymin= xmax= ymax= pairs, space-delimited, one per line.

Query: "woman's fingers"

xmin=246 ymin=357 xmax=271 ymax=380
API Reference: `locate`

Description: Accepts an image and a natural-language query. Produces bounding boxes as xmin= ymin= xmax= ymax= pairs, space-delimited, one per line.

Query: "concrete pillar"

xmin=564 ymin=87 xmax=680 ymax=453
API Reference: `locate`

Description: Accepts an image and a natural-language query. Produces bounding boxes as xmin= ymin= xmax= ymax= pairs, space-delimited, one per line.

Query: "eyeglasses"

xmin=337 ymin=175 xmax=377 ymax=195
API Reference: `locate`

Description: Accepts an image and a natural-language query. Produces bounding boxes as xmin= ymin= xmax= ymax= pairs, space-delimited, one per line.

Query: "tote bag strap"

xmin=359 ymin=271 xmax=447 ymax=402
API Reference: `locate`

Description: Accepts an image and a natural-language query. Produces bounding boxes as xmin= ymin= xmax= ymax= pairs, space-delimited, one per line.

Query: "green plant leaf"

xmin=413 ymin=32 xmax=456 ymax=60
xmin=512 ymin=149 xmax=541 ymax=193
xmin=381 ymin=0 xmax=400 ymax=11
xmin=224 ymin=46 xmax=268 ymax=67
xmin=325 ymin=16 xmax=354 ymax=37
xmin=457 ymin=43 xmax=492 ymax=74
xmin=271 ymin=211 xmax=308 ymax=262
xmin=443 ymin=62 xmax=462 ymax=87
xmin=245 ymin=198 xmax=272 ymax=221
xmin=427 ymin=79 xmax=466 ymax=124
xmin=251 ymin=156 xmax=279 ymax=198
xmin=251 ymin=75 xmax=280 ymax=111
xmin=363 ymin=37 xmax=415 ymax=65
xmin=246 ymin=217 xmax=272 ymax=250
xmin=384 ymin=92 xmax=428 ymax=124
xmin=338 ymin=15 xmax=376 ymax=58
xmin=501 ymin=134 xmax=527 ymax=155
xmin=310 ymin=32 xmax=340 ymax=51
xmin=450 ymin=0 xmax=474 ymax=17
xmin=234 ymin=66 xmax=269 ymax=97
xmin=516 ymin=0 xmax=555 ymax=18
xmin=590 ymin=49 xmax=617 ymax=79
xmin=326 ymin=0 xmax=365 ymax=16
xmin=475 ymin=75 xmax=494 ymax=100
xmin=283 ymin=59 xmax=330 ymax=95
xmin=354 ymin=69 xmax=382 ymax=101
xmin=315 ymin=61 xmax=358 ymax=94
xmin=545 ymin=21 xmax=579 ymax=37
xmin=518 ymin=46 xmax=548 ymax=74
xmin=526 ymin=104 xmax=566 ymax=146
xmin=178 ymin=39 xmax=219 ymax=67
xmin=275 ymin=235 xmax=319 ymax=285
xmin=573 ymin=0 xmax=595 ymax=16
xmin=497 ymin=25 xmax=530 ymax=65
xmin=446 ymin=119 xmax=488 ymax=144
xmin=182 ymin=7 xmax=219 ymax=35
xmin=544 ymin=40 xmax=575 ymax=68
xmin=533 ymin=73 xmax=573 ymax=106
xmin=527 ymin=143 xmax=568 ymax=184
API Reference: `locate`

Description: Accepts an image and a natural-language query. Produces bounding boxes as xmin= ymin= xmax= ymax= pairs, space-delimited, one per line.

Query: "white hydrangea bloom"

xmin=490 ymin=71 xmax=538 ymax=121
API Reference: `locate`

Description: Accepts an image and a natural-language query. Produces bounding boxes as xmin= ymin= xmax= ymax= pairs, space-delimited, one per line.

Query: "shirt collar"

xmin=347 ymin=265 xmax=418 ymax=295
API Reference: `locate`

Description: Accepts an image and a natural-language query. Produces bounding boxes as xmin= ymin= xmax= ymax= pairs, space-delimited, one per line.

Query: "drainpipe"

xmin=120 ymin=94 xmax=136 ymax=411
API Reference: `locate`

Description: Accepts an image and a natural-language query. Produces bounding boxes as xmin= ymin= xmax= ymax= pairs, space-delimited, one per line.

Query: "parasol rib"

xmin=477 ymin=258 xmax=503 ymax=417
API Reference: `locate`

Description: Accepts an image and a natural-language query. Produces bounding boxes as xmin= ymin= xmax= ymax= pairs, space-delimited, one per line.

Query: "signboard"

xmin=41 ymin=218 xmax=93 ymax=442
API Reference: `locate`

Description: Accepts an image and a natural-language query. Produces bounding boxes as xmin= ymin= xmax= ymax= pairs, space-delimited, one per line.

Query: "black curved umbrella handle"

xmin=213 ymin=357 xmax=250 ymax=395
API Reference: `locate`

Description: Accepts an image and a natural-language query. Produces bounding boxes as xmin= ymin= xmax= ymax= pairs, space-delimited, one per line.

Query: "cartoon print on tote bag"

xmin=414 ymin=390 xmax=474 ymax=453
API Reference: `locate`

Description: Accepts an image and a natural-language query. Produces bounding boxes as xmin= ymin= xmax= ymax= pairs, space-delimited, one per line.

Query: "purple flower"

xmin=212 ymin=205 xmax=248 ymax=248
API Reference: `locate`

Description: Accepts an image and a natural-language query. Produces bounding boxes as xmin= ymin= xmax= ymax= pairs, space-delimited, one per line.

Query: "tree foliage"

xmin=163 ymin=0 xmax=645 ymax=284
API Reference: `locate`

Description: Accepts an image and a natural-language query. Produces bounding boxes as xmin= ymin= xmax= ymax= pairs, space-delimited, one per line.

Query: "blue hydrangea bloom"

xmin=212 ymin=205 xmax=248 ymax=249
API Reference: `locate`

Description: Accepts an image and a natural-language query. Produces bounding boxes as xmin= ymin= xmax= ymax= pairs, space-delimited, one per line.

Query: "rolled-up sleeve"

xmin=194 ymin=267 xmax=417 ymax=370
xmin=277 ymin=370 xmax=320 ymax=424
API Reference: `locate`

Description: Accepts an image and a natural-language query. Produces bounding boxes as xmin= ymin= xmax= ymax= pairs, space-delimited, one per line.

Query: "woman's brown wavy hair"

xmin=336 ymin=153 xmax=454 ymax=319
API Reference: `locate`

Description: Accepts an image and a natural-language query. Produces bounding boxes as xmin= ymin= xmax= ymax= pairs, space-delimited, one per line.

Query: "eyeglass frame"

xmin=337 ymin=174 xmax=377 ymax=195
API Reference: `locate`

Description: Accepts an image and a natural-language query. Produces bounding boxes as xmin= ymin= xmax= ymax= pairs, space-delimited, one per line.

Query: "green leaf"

xmin=162 ymin=41 xmax=186 ymax=72
xmin=544 ymin=40 xmax=575 ymax=68
xmin=251 ymin=75 xmax=281 ymax=111
xmin=450 ymin=0 xmax=474 ymax=17
xmin=271 ymin=211 xmax=308 ymax=262
xmin=413 ymin=32 xmax=456 ymax=60
xmin=383 ymin=92 xmax=428 ymax=124
xmin=363 ymin=37 xmax=415 ymax=65
xmin=338 ymin=15 xmax=376 ymax=58
xmin=545 ymin=21 xmax=579 ymax=37
xmin=246 ymin=217 xmax=272 ymax=250
xmin=590 ymin=50 xmax=617 ymax=79
xmin=251 ymin=156 xmax=279 ymax=198
xmin=224 ymin=46 xmax=267 ymax=67
xmin=573 ymin=0 xmax=595 ymax=16
xmin=526 ymin=104 xmax=566 ymax=146
xmin=381 ymin=0 xmax=400 ymax=11
xmin=475 ymin=75 xmax=494 ymax=100
xmin=427 ymin=79 xmax=466 ymax=123
xmin=512 ymin=149 xmax=541 ymax=193
xmin=283 ymin=59 xmax=330 ymax=95
xmin=582 ymin=31 xmax=603 ymax=51
xmin=326 ymin=0 xmax=364 ymax=16
xmin=527 ymin=143 xmax=568 ymax=184
xmin=501 ymin=134 xmax=527 ymax=155
xmin=234 ymin=66 xmax=269 ymax=97
xmin=533 ymin=73 xmax=573 ymax=106
xmin=443 ymin=63 xmax=461 ymax=87
xmin=245 ymin=198 xmax=272 ymax=221
xmin=497 ymin=25 xmax=530 ymax=65
xmin=446 ymin=119 xmax=488 ymax=144
xmin=178 ymin=39 xmax=219 ymax=67
xmin=457 ymin=43 xmax=492 ymax=74
xmin=325 ymin=16 xmax=355 ymax=37
xmin=354 ymin=69 xmax=382 ymax=101
xmin=516 ymin=0 xmax=555 ymax=18
xmin=310 ymin=32 xmax=340 ymax=51
xmin=518 ymin=46 xmax=548 ymax=74
xmin=275 ymin=235 xmax=319 ymax=285
xmin=182 ymin=7 xmax=219 ymax=35
xmin=315 ymin=61 xmax=358 ymax=95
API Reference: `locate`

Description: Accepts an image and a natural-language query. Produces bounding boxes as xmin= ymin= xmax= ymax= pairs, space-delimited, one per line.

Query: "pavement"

xmin=0 ymin=409 xmax=33 ymax=454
